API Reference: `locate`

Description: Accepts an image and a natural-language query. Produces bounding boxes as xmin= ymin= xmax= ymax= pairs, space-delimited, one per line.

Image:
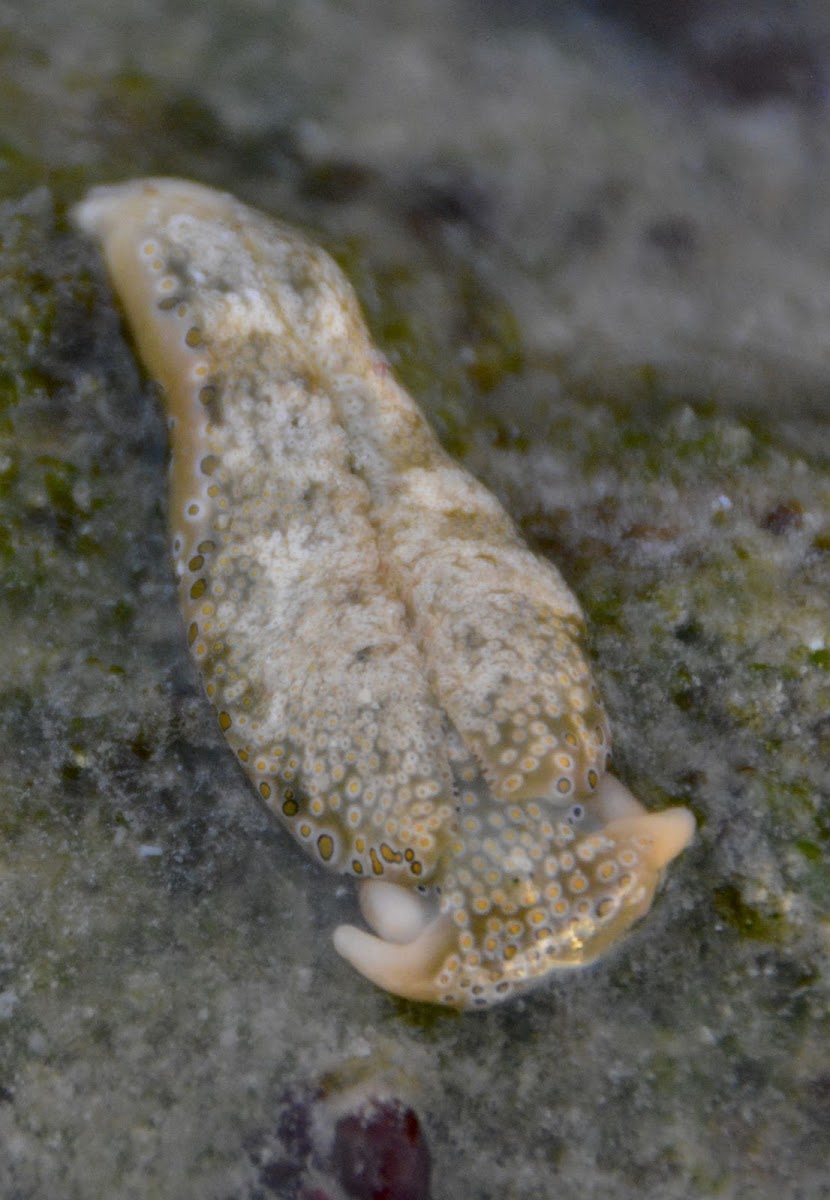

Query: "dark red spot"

xmin=332 ymin=1099 xmax=432 ymax=1200
xmin=760 ymin=501 xmax=804 ymax=535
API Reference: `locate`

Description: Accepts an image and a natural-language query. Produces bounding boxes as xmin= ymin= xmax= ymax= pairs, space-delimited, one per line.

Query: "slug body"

xmin=74 ymin=179 xmax=694 ymax=1008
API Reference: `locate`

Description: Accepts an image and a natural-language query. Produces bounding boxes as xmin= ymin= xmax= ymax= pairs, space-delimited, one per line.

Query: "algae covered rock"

xmin=0 ymin=2 xmax=828 ymax=1197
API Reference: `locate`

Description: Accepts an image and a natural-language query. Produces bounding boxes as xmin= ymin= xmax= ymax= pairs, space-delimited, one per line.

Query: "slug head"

xmin=333 ymin=773 xmax=694 ymax=1007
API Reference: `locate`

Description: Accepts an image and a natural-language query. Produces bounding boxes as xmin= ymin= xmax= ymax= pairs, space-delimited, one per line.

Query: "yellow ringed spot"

xmin=282 ymin=796 xmax=299 ymax=817
xmin=200 ymin=455 xmax=219 ymax=476
xmin=185 ymin=327 xmax=203 ymax=348
xmin=317 ymin=834 xmax=334 ymax=862
xmin=299 ymin=823 xmax=312 ymax=838
xmin=259 ymin=781 xmax=271 ymax=800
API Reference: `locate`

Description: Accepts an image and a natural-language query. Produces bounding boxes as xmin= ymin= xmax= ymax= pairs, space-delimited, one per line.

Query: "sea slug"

xmin=73 ymin=178 xmax=694 ymax=1008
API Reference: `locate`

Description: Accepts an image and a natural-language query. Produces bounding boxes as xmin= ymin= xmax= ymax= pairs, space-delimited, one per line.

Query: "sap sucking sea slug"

xmin=73 ymin=178 xmax=694 ymax=1009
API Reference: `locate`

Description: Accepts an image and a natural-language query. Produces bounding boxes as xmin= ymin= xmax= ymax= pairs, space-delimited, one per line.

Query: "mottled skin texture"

xmin=73 ymin=179 xmax=694 ymax=1008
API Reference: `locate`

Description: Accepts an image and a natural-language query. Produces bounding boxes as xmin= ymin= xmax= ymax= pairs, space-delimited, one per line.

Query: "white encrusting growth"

xmin=74 ymin=178 xmax=695 ymax=1008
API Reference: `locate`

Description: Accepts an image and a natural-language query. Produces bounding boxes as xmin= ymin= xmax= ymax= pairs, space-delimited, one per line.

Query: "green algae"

xmin=712 ymin=884 xmax=790 ymax=943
